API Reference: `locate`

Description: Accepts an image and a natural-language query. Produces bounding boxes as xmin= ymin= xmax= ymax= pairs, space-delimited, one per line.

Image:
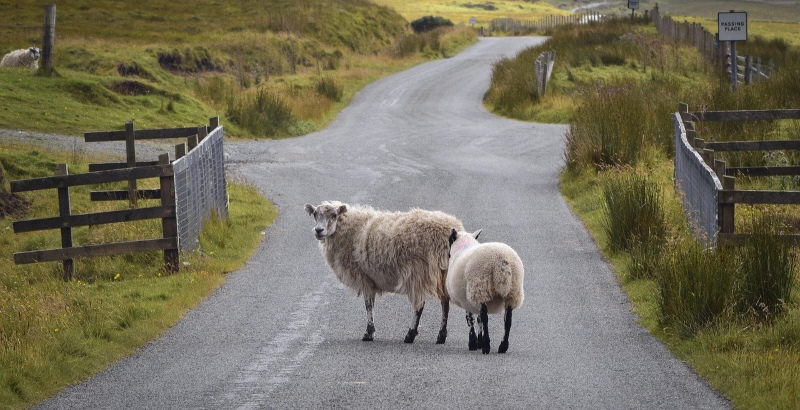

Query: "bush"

xmin=315 ymin=77 xmax=343 ymax=102
xmin=227 ymin=88 xmax=294 ymax=137
xmin=736 ymin=215 xmax=797 ymax=322
xmin=601 ymin=171 xmax=666 ymax=254
xmin=410 ymin=16 xmax=453 ymax=33
xmin=656 ymin=240 xmax=737 ymax=337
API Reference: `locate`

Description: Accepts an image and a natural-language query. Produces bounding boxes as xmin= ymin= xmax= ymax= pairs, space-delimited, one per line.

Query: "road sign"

xmin=718 ymin=11 xmax=747 ymax=41
xmin=628 ymin=0 xmax=640 ymax=10
xmin=470 ymin=16 xmax=476 ymax=26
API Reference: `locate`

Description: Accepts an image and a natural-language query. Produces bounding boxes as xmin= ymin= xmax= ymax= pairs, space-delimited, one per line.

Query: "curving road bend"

xmin=37 ymin=37 xmax=731 ymax=409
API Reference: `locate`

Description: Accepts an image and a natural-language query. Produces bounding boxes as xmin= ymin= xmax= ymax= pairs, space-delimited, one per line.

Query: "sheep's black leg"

xmin=404 ymin=302 xmax=424 ymax=343
xmin=362 ymin=294 xmax=376 ymax=342
xmin=480 ymin=303 xmax=490 ymax=354
xmin=436 ymin=298 xmax=449 ymax=344
xmin=475 ymin=312 xmax=483 ymax=350
xmin=498 ymin=306 xmax=513 ymax=353
xmin=466 ymin=313 xmax=478 ymax=351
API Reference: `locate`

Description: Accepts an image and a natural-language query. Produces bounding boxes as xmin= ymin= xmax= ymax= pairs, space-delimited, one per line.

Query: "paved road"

xmin=38 ymin=37 xmax=730 ymax=409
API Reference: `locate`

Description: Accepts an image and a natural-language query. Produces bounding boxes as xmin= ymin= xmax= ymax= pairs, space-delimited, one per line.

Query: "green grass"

xmin=369 ymin=0 xmax=569 ymax=27
xmin=0 ymin=143 xmax=277 ymax=409
xmin=498 ymin=15 xmax=800 ymax=409
xmin=0 ymin=0 xmax=476 ymax=139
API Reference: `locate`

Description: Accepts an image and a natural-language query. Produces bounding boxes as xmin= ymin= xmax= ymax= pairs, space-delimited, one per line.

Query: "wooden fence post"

xmin=125 ymin=121 xmax=138 ymax=208
xmin=158 ymin=154 xmax=179 ymax=274
xmin=719 ymin=176 xmax=736 ymax=241
xmin=56 ymin=164 xmax=73 ymax=281
xmin=40 ymin=3 xmax=56 ymax=75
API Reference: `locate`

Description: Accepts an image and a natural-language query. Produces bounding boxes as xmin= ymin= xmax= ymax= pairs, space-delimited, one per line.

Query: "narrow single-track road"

xmin=38 ymin=37 xmax=730 ymax=409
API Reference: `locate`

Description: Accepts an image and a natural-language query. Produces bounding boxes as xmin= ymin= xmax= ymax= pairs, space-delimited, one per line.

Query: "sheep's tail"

xmin=493 ymin=259 xmax=514 ymax=299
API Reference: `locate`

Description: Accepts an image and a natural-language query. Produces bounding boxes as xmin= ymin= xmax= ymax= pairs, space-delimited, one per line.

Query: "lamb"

xmin=0 ymin=47 xmax=40 ymax=70
xmin=446 ymin=229 xmax=525 ymax=354
xmin=305 ymin=201 xmax=464 ymax=344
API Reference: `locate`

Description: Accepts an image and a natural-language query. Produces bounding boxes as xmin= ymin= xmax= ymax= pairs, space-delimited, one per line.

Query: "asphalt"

xmin=34 ymin=37 xmax=731 ymax=409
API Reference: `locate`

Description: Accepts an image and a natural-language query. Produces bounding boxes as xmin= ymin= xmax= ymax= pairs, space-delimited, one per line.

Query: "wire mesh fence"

xmin=172 ymin=125 xmax=228 ymax=252
xmin=673 ymin=113 xmax=722 ymax=246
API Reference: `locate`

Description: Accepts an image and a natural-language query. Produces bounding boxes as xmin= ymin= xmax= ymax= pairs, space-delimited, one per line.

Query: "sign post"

xmin=718 ymin=10 xmax=748 ymax=91
xmin=627 ymin=0 xmax=639 ymax=20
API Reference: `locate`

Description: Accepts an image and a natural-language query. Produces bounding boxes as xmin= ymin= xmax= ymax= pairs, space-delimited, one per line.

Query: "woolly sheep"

xmin=0 ymin=47 xmax=40 ymax=70
xmin=305 ymin=201 xmax=464 ymax=344
xmin=446 ymin=229 xmax=525 ymax=354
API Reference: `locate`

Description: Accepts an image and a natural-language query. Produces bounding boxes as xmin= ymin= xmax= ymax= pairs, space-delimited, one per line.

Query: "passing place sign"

xmin=718 ymin=11 xmax=747 ymax=41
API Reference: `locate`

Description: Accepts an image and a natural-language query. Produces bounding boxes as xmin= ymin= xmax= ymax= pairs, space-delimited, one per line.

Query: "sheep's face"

xmin=28 ymin=48 xmax=40 ymax=60
xmin=305 ymin=202 xmax=347 ymax=240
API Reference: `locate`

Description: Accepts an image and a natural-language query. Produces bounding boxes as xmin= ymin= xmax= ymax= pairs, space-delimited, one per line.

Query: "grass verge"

xmin=0 ymin=143 xmax=277 ymax=409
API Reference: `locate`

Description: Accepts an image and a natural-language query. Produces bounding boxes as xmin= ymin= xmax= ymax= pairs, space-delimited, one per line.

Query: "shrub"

xmin=601 ymin=171 xmax=666 ymax=254
xmin=227 ymin=88 xmax=294 ymax=137
xmin=410 ymin=16 xmax=453 ymax=33
xmin=656 ymin=240 xmax=736 ymax=337
xmin=736 ymin=214 xmax=797 ymax=322
xmin=315 ymin=77 xmax=343 ymax=102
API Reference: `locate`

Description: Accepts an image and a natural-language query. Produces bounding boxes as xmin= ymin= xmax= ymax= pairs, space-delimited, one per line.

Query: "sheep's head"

xmin=305 ymin=202 xmax=347 ymax=240
xmin=28 ymin=47 xmax=40 ymax=60
xmin=448 ymin=228 xmax=482 ymax=258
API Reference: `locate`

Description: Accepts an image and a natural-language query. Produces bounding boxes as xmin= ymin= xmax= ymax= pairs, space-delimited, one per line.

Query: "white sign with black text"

xmin=628 ymin=0 xmax=640 ymax=10
xmin=718 ymin=11 xmax=748 ymax=42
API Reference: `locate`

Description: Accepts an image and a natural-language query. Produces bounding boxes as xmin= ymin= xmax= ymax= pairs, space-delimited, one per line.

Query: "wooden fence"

xmin=677 ymin=103 xmax=800 ymax=244
xmin=535 ymin=50 xmax=556 ymax=96
xmin=650 ymin=4 xmax=771 ymax=89
xmin=10 ymin=118 xmax=225 ymax=280
xmin=11 ymin=155 xmax=178 ymax=280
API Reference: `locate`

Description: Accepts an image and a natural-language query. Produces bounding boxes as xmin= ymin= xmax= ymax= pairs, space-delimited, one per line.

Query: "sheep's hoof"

xmin=468 ymin=332 xmax=478 ymax=351
xmin=403 ymin=329 xmax=418 ymax=344
xmin=436 ymin=329 xmax=447 ymax=344
xmin=362 ymin=333 xmax=374 ymax=342
xmin=498 ymin=341 xmax=509 ymax=354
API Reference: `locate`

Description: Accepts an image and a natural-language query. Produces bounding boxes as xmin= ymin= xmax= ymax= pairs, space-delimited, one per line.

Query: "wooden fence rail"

xmin=677 ymin=103 xmax=800 ymax=244
xmin=11 ymin=154 xmax=179 ymax=280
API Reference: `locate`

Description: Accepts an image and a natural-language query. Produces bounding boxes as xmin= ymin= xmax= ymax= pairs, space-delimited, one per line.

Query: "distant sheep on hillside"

xmin=0 ymin=47 xmax=40 ymax=70
xmin=305 ymin=201 xmax=464 ymax=344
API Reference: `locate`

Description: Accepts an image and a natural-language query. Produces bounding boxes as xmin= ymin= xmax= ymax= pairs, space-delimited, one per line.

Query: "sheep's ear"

xmin=304 ymin=204 xmax=316 ymax=215
xmin=471 ymin=229 xmax=482 ymax=240
xmin=338 ymin=204 xmax=348 ymax=215
xmin=448 ymin=228 xmax=458 ymax=246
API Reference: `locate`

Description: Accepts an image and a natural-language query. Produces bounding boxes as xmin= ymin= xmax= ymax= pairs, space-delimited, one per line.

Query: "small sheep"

xmin=0 ymin=47 xmax=40 ymax=70
xmin=447 ymin=229 xmax=525 ymax=354
xmin=305 ymin=201 xmax=464 ymax=344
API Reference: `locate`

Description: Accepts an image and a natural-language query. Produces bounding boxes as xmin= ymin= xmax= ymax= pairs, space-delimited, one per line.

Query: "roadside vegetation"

xmin=0 ymin=1 xmax=480 ymax=408
xmin=0 ymin=141 xmax=277 ymax=409
xmin=487 ymin=16 xmax=800 ymax=409
xmin=0 ymin=0 xmax=477 ymax=139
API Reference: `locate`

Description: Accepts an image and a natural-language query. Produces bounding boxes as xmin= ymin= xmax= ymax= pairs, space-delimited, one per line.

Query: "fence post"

xmin=719 ymin=176 xmax=736 ymax=241
xmin=56 ymin=164 xmax=74 ymax=281
xmin=175 ymin=143 xmax=186 ymax=160
xmin=125 ymin=121 xmax=138 ymax=208
xmin=209 ymin=116 xmax=220 ymax=130
xmin=744 ymin=55 xmax=753 ymax=85
xmin=40 ymin=3 xmax=56 ymax=75
xmin=158 ymin=153 xmax=179 ymax=274
xmin=198 ymin=126 xmax=208 ymax=142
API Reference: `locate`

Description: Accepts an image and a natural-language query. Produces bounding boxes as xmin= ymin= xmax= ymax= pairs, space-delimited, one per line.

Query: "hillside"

xmin=0 ymin=0 xmax=470 ymax=138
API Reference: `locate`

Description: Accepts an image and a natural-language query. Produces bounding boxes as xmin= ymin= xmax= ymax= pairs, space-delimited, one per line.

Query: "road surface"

xmin=37 ymin=37 xmax=730 ymax=409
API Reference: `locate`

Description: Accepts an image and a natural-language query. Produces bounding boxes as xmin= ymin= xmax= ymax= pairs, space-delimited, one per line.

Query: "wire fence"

xmin=673 ymin=112 xmax=722 ymax=246
xmin=172 ymin=124 xmax=228 ymax=252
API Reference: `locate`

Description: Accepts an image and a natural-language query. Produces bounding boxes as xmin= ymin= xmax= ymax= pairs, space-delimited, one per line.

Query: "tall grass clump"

xmin=566 ymin=80 xmax=675 ymax=169
xmin=485 ymin=55 xmax=538 ymax=116
xmin=227 ymin=88 xmax=294 ymax=137
xmin=601 ymin=171 xmax=667 ymax=280
xmin=656 ymin=240 xmax=737 ymax=337
xmin=736 ymin=214 xmax=797 ymax=322
xmin=315 ymin=77 xmax=343 ymax=102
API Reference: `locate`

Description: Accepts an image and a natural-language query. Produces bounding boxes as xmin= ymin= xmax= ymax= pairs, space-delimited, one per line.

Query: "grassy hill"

xmin=0 ymin=0 xmax=477 ymax=139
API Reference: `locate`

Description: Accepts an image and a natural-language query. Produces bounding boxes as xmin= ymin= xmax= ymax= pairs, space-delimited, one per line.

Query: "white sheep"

xmin=446 ymin=229 xmax=525 ymax=354
xmin=0 ymin=47 xmax=40 ymax=70
xmin=305 ymin=201 xmax=464 ymax=344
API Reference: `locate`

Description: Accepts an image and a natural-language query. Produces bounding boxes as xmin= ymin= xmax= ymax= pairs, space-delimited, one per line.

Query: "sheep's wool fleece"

xmin=0 ymin=48 xmax=39 ymax=69
xmin=447 ymin=234 xmax=524 ymax=315
xmin=318 ymin=202 xmax=463 ymax=308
